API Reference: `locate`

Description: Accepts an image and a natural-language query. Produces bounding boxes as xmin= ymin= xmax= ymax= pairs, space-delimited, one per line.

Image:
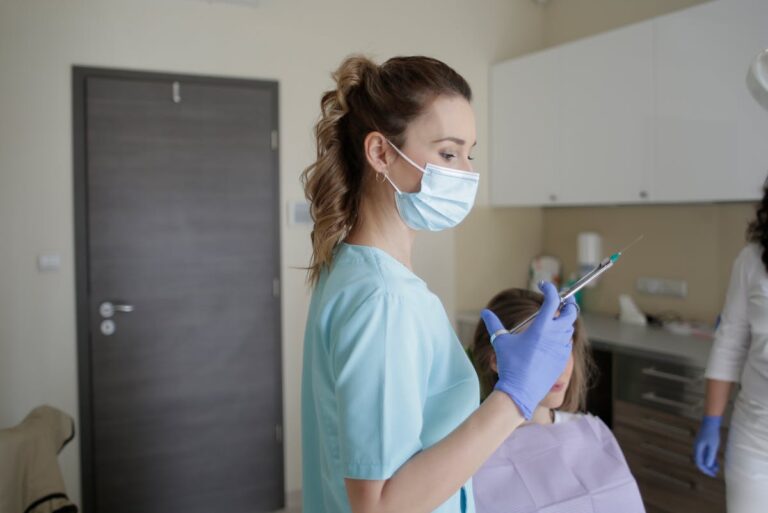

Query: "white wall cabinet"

xmin=490 ymin=0 xmax=768 ymax=207
xmin=490 ymin=48 xmax=559 ymax=206
xmin=653 ymin=0 xmax=768 ymax=202
xmin=557 ymin=21 xmax=653 ymax=205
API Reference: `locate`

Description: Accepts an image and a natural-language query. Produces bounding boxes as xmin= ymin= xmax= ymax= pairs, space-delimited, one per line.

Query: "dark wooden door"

xmin=74 ymin=69 xmax=282 ymax=513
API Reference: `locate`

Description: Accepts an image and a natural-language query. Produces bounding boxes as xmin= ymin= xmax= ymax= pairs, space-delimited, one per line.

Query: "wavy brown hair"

xmin=469 ymin=288 xmax=596 ymax=413
xmin=747 ymin=176 xmax=768 ymax=272
xmin=300 ymin=55 xmax=472 ymax=285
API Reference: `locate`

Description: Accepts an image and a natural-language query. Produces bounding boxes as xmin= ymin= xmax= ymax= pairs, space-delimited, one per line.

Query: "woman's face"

xmin=387 ymin=94 xmax=477 ymax=193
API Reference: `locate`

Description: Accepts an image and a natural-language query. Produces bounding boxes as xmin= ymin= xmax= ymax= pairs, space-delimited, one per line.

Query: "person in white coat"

xmin=694 ymin=182 xmax=768 ymax=513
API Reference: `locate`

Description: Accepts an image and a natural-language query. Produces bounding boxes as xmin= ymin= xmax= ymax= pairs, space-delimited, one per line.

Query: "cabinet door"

xmin=653 ymin=0 xmax=768 ymax=202
xmin=490 ymin=48 xmax=559 ymax=206
xmin=556 ymin=20 xmax=654 ymax=205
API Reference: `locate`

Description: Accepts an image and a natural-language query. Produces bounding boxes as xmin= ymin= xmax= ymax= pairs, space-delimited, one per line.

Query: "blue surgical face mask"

xmin=384 ymin=140 xmax=479 ymax=231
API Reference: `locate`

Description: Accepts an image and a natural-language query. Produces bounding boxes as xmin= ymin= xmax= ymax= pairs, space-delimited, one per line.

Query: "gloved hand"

xmin=481 ymin=282 xmax=577 ymax=420
xmin=694 ymin=415 xmax=722 ymax=477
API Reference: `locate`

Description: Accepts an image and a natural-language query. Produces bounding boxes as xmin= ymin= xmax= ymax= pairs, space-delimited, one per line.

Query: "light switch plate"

xmin=288 ymin=200 xmax=312 ymax=226
xmin=37 ymin=253 xmax=61 ymax=272
xmin=636 ymin=277 xmax=687 ymax=298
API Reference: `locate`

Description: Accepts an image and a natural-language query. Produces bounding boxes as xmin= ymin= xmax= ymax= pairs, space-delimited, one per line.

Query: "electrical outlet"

xmin=636 ymin=277 xmax=687 ymax=298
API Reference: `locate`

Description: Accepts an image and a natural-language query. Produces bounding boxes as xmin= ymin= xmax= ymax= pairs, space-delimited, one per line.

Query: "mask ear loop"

xmin=385 ymin=139 xmax=426 ymax=175
xmin=381 ymin=167 xmax=403 ymax=194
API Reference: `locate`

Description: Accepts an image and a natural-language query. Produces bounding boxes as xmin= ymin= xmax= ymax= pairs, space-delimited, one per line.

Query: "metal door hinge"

xmin=271 ymin=130 xmax=278 ymax=150
xmin=272 ymin=278 xmax=280 ymax=298
xmin=275 ymin=424 xmax=283 ymax=443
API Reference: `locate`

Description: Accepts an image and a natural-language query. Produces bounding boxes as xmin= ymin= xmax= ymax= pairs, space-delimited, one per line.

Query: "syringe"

xmin=506 ymin=235 xmax=644 ymax=334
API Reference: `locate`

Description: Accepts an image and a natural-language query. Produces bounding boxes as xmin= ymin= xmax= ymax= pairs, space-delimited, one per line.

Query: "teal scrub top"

xmin=301 ymin=243 xmax=480 ymax=513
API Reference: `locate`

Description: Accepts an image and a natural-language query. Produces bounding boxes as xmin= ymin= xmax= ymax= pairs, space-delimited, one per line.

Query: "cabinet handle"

xmin=549 ymin=194 xmax=557 ymax=202
xmin=640 ymin=441 xmax=693 ymax=465
xmin=641 ymin=366 xmax=702 ymax=385
xmin=639 ymin=190 xmax=649 ymax=199
xmin=641 ymin=392 xmax=702 ymax=411
xmin=638 ymin=466 xmax=695 ymax=491
xmin=641 ymin=417 xmax=696 ymax=438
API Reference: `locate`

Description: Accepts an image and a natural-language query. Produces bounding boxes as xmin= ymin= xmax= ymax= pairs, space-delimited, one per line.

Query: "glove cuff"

xmin=494 ymin=382 xmax=533 ymax=420
xmin=702 ymin=415 xmax=723 ymax=428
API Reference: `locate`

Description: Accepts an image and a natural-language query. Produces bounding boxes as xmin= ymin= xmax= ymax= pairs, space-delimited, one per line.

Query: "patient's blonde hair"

xmin=469 ymin=288 xmax=596 ymax=412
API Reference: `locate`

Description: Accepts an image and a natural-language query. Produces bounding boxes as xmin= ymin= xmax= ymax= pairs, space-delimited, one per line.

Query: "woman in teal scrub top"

xmin=300 ymin=55 xmax=579 ymax=513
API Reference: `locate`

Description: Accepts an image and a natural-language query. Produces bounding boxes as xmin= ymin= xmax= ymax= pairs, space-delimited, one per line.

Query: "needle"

xmin=615 ymin=234 xmax=644 ymax=258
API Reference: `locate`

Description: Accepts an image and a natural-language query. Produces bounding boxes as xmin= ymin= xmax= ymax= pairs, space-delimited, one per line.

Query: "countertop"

xmin=455 ymin=310 xmax=715 ymax=369
xmin=580 ymin=313 xmax=714 ymax=369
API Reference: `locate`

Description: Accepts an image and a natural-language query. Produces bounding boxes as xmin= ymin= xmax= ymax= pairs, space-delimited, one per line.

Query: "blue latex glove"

xmin=481 ymin=282 xmax=577 ymax=420
xmin=694 ymin=415 xmax=722 ymax=477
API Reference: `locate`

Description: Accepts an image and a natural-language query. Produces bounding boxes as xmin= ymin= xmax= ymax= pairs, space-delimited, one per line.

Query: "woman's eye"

xmin=440 ymin=152 xmax=456 ymax=161
xmin=468 ymin=155 xmax=475 ymax=161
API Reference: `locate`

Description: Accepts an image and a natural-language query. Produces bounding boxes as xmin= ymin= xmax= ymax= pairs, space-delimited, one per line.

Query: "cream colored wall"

xmin=0 ymin=0 xmax=545 ymax=506
xmin=453 ymin=7 xmax=548 ymax=312
xmin=542 ymin=204 xmax=756 ymax=323
xmin=455 ymin=207 xmax=544 ymax=310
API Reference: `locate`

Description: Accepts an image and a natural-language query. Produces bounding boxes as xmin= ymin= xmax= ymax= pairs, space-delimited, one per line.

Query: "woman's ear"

xmin=363 ymin=131 xmax=395 ymax=176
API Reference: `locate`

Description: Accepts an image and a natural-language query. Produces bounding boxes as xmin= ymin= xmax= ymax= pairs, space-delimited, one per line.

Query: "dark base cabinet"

xmin=608 ymin=352 xmax=731 ymax=513
xmin=614 ymin=400 xmax=727 ymax=513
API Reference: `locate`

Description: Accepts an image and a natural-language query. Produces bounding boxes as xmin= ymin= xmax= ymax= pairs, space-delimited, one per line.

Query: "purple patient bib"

xmin=473 ymin=414 xmax=645 ymax=513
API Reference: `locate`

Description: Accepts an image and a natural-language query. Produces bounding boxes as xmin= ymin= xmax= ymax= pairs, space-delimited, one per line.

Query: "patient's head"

xmin=470 ymin=288 xmax=595 ymax=412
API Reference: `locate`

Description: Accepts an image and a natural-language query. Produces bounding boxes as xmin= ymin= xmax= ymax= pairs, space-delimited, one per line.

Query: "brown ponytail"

xmin=300 ymin=54 xmax=472 ymax=285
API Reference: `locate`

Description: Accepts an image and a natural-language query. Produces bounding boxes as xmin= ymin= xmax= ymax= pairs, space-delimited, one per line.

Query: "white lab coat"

xmin=706 ymin=243 xmax=768 ymax=513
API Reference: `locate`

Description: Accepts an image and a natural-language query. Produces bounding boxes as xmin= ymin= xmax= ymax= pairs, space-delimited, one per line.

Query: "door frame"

xmin=72 ymin=66 xmax=283 ymax=512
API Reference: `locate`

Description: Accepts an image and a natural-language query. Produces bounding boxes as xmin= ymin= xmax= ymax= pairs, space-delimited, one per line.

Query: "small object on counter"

xmin=645 ymin=313 xmax=664 ymax=327
xmin=664 ymin=321 xmax=715 ymax=339
xmin=619 ymin=294 xmax=647 ymax=326
xmin=528 ymin=255 xmax=561 ymax=292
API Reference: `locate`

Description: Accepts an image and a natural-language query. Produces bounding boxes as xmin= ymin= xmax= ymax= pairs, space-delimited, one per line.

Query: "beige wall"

xmin=455 ymin=207 xmax=544 ymax=311
xmin=0 ymin=0 xmax=545 ymax=506
xmin=542 ymin=203 xmax=756 ymax=323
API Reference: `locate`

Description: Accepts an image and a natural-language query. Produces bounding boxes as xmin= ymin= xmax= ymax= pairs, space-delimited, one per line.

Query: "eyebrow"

xmin=432 ymin=137 xmax=477 ymax=147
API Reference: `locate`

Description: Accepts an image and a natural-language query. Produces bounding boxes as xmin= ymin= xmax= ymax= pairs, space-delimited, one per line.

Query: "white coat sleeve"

xmin=705 ymin=246 xmax=754 ymax=382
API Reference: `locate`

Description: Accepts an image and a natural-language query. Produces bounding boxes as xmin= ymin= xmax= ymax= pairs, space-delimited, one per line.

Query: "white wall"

xmin=0 ymin=0 xmax=544 ymax=506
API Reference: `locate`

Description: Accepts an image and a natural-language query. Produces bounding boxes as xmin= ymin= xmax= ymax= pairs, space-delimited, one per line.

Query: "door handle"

xmin=99 ymin=301 xmax=135 ymax=318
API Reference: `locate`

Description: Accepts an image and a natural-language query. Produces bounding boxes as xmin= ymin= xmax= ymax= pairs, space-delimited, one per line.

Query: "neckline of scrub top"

xmin=338 ymin=242 xmax=426 ymax=285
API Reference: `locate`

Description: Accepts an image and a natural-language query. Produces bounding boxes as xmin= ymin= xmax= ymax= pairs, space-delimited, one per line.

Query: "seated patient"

xmin=470 ymin=288 xmax=645 ymax=513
